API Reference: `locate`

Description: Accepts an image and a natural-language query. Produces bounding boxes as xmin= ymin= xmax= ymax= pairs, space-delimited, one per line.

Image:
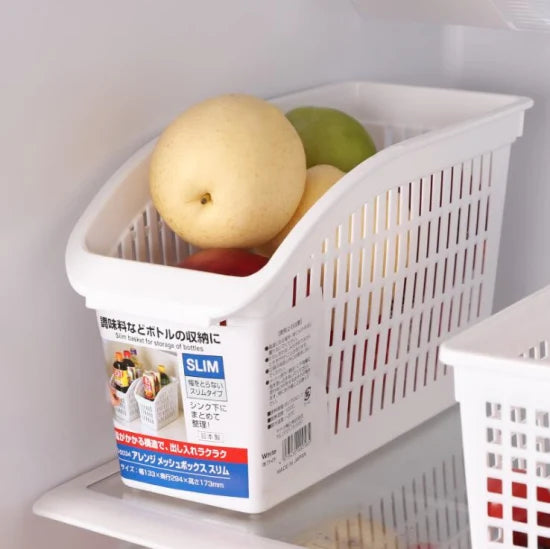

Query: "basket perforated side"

xmin=443 ymin=287 xmax=550 ymax=548
xmin=282 ymin=147 xmax=508 ymax=455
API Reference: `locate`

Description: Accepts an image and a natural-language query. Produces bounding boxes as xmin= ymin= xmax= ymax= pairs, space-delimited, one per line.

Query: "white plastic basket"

xmin=134 ymin=377 xmax=179 ymax=431
xmin=112 ymin=376 xmax=140 ymax=423
xmin=66 ymin=81 xmax=532 ymax=512
xmin=441 ymin=285 xmax=550 ymax=549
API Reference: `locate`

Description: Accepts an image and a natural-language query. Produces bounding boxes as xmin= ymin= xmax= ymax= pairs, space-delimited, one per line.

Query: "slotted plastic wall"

xmin=460 ymin=373 xmax=550 ymax=548
xmin=303 ymin=152 xmax=495 ymax=438
xmin=442 ymin=286 xmax=550 ymax=549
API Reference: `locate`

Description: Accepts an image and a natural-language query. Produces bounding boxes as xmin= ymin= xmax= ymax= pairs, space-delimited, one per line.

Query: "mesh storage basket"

xmin=66 ymin=81 xmax=532 ymax=512
xmin=441 ymin=285 xmax=550 ymax=548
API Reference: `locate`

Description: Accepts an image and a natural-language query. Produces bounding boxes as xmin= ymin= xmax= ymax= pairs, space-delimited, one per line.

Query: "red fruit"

xmin=512 ymin=469 xmax=527 ymax=499
xmin=512 ymin=506 xmax=527 ymax=523
xmin=512 ymin=481 xmax=527 ymax=498
xmin=513 ymin=531 xmax=527 ymax=547
xmin=488 ymin=477 xmax=502 ymax=494
xmin=488 ymin=501 xmax=503 ymax=518
xmin=538 ymin=486 xmax=550 ymax=503
xmin=177 ymin=248 xmax=269 ymax=277
xmin=538 ymin=511 xmax=550 ymax=528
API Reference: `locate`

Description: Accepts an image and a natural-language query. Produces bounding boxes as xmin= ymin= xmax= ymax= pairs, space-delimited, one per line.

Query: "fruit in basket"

xmin=150 ymin=94 xmax=306 ymax=249
xmin=286 ymin=106 xmax=376 ymax=172
xmin=177 ymin=248 xmax=268 ymax=277
xmin=513 ymin=530 xmax=550 ymax=548
xmin=257 ymin=164 xmax=344 ymax=256
xmin=488 ymin=498 xmax=550 ymax=526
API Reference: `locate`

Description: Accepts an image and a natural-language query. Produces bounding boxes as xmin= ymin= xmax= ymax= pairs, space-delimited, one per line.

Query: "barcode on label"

xmin=282 ymin=422 xmax=311 ymax=460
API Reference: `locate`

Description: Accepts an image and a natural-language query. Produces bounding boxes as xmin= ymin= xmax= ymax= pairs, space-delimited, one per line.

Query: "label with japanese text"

xmin=115 ymin=428 xmax=248 ymax=497
xmin=98 ymin=310 xmax=257 ymax=499
xmin=182 ymin=353 xmax=228 ymax=402
xmin=260 ymin=289 xmax=326 ymax=483
xmin=97 ymin=291 xmax=324 ymax=504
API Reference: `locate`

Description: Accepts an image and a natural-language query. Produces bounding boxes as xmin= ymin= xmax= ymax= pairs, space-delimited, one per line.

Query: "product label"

xmin=142 ymin=373 xmax=158 ymax=401
xmin=97 ymin=311 xmax=254 ymax=499
xmin=260 ymin=289 xmax=326 ymax=481
xmin=115 ymin=428 xmax=248 ymax=497
xmin=97 ymin=292 xmax=324 ymax=503
xmin=113 ymin=368 xmax=129 ymax=388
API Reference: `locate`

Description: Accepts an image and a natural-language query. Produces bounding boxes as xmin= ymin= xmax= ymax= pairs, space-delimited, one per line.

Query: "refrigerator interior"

xmin=34 ymin=407 xmax=469 ymax=548
xmin=4 ymin=1 xmax=550 ymax=547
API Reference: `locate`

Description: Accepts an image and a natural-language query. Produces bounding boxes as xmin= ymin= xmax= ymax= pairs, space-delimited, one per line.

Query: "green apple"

xmin=286 ymin=106 xmax=376 ymax=172
xmin=150 ymin=94 xmax=306 ymax=249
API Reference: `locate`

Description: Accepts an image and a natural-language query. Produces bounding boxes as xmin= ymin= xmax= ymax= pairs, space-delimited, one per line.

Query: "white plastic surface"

xmin=34 ymin=407 xmax=470 ymax=549
xmin=65 ymin=80 xmax=532 ymax=512
xmin=351 ymin=0 xmax=550 ymax=31
xmin=441 ymin=285 xmax=550 ymax=547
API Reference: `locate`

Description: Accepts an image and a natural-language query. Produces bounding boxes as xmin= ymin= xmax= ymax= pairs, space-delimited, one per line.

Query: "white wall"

xmin=1 ymin=1 xmax=446 ymax=548
xmin=441 ymin=25 xmax=550 ymax=311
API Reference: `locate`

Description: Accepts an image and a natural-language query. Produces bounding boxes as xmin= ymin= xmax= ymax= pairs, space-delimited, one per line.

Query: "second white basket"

xmin=441 ymin=285 xmax=550 ymax=549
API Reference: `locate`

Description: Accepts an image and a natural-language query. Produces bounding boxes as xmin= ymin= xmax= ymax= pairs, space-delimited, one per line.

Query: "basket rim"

xmin=66 ymin=80 xmax=533 ymax=326
xmin=440 ymin=284 xmax=550 ymax=381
